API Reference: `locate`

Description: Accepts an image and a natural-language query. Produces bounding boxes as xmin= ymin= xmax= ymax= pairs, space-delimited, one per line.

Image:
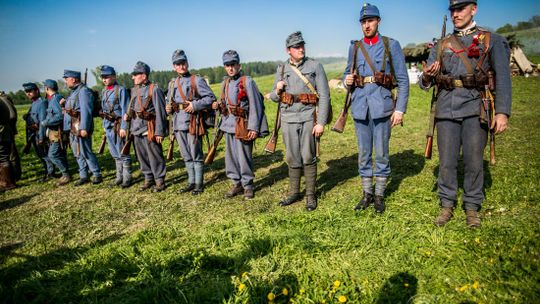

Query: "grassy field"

xmin=0 ymin=74 xmax=539 ymax=303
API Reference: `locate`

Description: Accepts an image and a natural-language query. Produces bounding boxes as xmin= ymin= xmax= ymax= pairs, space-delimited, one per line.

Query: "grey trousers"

xmin=282 ymin=120 xmax=316 ymax=168
xmin=133 ymin=135 xmax=166 ymax=183
xmin=225 ymin=133 xmax=254 ymax=189
xmin=175 ymin=130 xmax=204 ymax=162
xmin=437 ymin=116 xmax=487 ymax=211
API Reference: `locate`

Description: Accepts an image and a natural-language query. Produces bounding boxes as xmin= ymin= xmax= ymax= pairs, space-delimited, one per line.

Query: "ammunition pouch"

xmin=235 ymin=115 xmax=250 ymax=141
xmin=99 ymin=110 xmax=118 ymax=123
xmin=188 ymin=114 xmax=205 ymax=136
xmin=28 ymin=123 xmax=39 ymax=132
xmin=281 ymin=93 xmax=318 ymax=105
xmin=353 ymin=73 xmax=395 ymax=90
xmin=228 ymin=105 xmax=247 ymax=118
xmin=134 ymin=111 xmax=156 ymax=121
xmin=436 ymin=71 xmax=493 ymax=91
xmin=66 ymin=109 xmax=80 ymax=119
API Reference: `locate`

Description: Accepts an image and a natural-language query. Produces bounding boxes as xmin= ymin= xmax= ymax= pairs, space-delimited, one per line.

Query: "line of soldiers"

xmin=2 ymin=0 xmax=511 ymax=227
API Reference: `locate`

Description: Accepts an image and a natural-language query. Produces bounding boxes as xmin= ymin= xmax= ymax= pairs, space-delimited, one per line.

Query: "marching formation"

xmin=0 ymin=0 xmax=511 ymax=228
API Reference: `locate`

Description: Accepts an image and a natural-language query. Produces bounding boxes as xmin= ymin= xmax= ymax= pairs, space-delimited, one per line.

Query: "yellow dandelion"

xmin=267 ymin=292 xmax=275 ymax=301
xmin=475 ymin=237 xmax=481 ymax=244
xmin=238 ymin=283 xmax=246 ymax=292
xmin=459 ymin=284 xmax=470 ymax=292
xmin=424 ymin=251 xmax=433 ymax=257
xmin=473 ymin=281 xmax=479 ymax=289
xmin=282 ymin=288 xmax=289 ymax=296
xmin=338 ymin=295 xmax=347 ymax=303
xmin=242 ymin=271 xmax=249 ymax=278
xmin=299 ymin=288 xmax=305 ymax=294
xmin=404 ymin=283 xmax=410 ymax=288
xmin=333 ymin=280 xmax=341 ymax=289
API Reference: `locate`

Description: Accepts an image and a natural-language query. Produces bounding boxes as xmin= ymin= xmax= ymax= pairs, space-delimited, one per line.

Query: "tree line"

xmin=496 ymin=15 xmax=540 ymax=34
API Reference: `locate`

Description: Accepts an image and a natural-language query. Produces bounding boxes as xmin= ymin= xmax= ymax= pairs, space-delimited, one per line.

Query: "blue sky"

xmin=0 ymin=0 xmax=538 ymax=92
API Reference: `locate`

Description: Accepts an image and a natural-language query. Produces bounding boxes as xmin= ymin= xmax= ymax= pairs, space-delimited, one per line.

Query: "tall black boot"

xmin=279 ymin=167 xmax=302 ymax=206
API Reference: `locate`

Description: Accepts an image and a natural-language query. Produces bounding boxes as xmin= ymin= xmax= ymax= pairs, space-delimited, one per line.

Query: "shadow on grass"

xmin=1 ymin=236 xmax=276 ymax=303
xmin=253 ymin=151 xmax=288 ymax=192
xmin=387 ymin=150 xmax=425 ymax=197
xmin=0 ymin=193 xmax=38 ymax=212
xmin=375 ymin=272 xmax=418 ymax=304
xmin=318 ymin=154 xmax=358 ymax=194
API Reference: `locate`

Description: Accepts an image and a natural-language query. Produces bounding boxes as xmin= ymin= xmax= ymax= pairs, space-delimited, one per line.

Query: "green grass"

xmin=1 ymin=75 xmax=539 ymax=303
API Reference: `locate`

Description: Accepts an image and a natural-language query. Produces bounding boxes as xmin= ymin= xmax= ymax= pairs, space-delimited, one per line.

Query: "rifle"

xmin=22 ymin=132 xmax=35 ymax=154
xmin=98 ymin=134 xmax=107 ymax=154
xmin=424 ymin=15 xmax=447 ymax=159
xmin=166 ymin=114 xmax=175 ymax=161
xmin=204 ymin=111 xmax=224 ymax=165
xmin=332 ymin=41 xmax=360 ymax=133
xmin=120 ymin=95 xmax=135 ymax=155
xmin=483 ymin=85 xmax=496 ymax=165
xmin=264 ymin=64 xmax=286 ymax=154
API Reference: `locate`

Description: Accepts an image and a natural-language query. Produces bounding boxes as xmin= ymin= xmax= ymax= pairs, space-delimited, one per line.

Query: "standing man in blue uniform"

xmin=166 ymin=50 xmax=216 ymax=195
xmin=129 ymin=61 xmax=167 ymax=192
xmin=269 ymin=32 xmax=331 ymax=211
xmin=22 ymin=82 xmax=55 ymax=181
xmin=42 ymin=79 xmax=71 ymax=185
xmin=343 ymin=3 xmax=409 ymax=214
xmin=213 ymin=50 xmax=269 ymax=199
xmin=420 ymin=0 xmax=511 ymax=227
xmin=99 ymin=65 xmax=132 ymax=188
xmin=63 ymin=70 xmax=103 ymax=186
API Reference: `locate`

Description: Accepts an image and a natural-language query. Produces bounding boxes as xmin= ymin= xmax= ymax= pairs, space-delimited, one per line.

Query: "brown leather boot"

xmin=465 ymin=210 xmax=481 ymax=228
xmin=152 ymin=180 xmax=165 ymax=192
xmin=139 ymin=179 xmax=155 ymax=191
xmin=224 ymin=183 xmax=244 ymax=198
xmin=434 ymin=207 xmax=454 ymax=227
xmin=57 ymin=174 xmax=71 ymax=186
xmin=244 ymin=188 xmax=254 ymax=200
xmin=0 ymin=165 xmax=17 ymax=191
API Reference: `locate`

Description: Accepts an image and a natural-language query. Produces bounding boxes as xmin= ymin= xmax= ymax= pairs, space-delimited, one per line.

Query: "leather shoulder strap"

xmin=289 ymin=64 xmax=319 ymax=97
xmin=357 ymin=41 xmax=378 ymax=74
xmin=382 ymin=36 xmax=395 ymax=78
xmin=449 ymin=34 xmax=475 ymax=74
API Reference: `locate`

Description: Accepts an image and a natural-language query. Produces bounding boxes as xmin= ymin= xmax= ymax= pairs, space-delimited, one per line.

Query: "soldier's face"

xmin=173 ymin=61 xmax=189 ymax=75
xmin=101 ymin=75 xmax=116 ymax=86
xmin=224 ymin=63 xmax=241 ymax=77
xmin=132 ymin=73 xmax=147 ymax=85
xmin=64 ymin=77 xmax=77 ymax=89
xmin=25 ymin=89 xmax=39 ymax=99
xmin=287 ymin=44 xmax=305 ymax=62
xmin=451 ymin=4 xmax=477 ymax=29
xmin=361 ymin=17 xmax=380 ymax=38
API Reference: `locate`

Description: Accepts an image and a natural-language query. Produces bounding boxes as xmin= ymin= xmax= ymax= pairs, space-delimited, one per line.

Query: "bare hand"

xmin=246 ymin=130 xmax=258 ymax=141
xmin=59 ymin=98 xmax=65 ymax=106
xmin=345 ymin=74 xmax=355 ymax=86
xmin=123 ymin=114 xmax=129 ymax=121
xmin=491 ymin=113 xmax=509 ymax=134
xmin=119 ymin=129 xmax=127 ymax=138
xmin=155 ymin=136 xmax=164 ymax=144
xmin=312 ymin=124 xmax=324 ymax=137
xmin=211 ymin=101 xmax=219 ymax=110
xmin=422 ymin=60 xmax=441 ymax=79
xmin=165 ymin=104 xmax=173 ymax=114
xmin=276 ymin=80 xmax=286 ymax=94
xmin=391 ymin=112 xmax=404 ymax=127
xmin=183 ymin=101 xmax=194 ymax=114
xmin=80 ymin=130 xmax=88 ymax=138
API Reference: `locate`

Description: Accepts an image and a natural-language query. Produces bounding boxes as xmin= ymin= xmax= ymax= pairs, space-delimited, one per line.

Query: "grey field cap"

xmin=172 ymin=49 xmax=188 ymax=64
xmin=286 ymin=31 xmax=305 ymax=48
xmin=222 ymin=50 xmax=240 ymax=65
xmin=449 ymin=0 xmax=477 ymax=9
xmin=131 ymin=61 xmax=151 ymax=75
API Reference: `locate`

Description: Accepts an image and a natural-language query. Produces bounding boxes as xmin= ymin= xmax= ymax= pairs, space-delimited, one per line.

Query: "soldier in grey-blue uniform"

xmin=213 ymin=50 xmax=269 ymax=199
xmin=22 ymin=82 xmax=54 ymax=181
xmin=129 ymin=61 xmax=167 ymax=192
xmin=63 ymin=70 xmax=103 ymax=186
xmin=269 ymin=31 xmax=331 ymax=211
xmin=42 ymin=79 xmax=71 ymax=185
xmin=343 ymin=3 xmax=409 ymax=214
xmin=98 ymin=65 xmax=132 ymax=188
xmin=420 ymin=0 xmax=511 ymax=227
xmin=165 ymin=50 xmax=216 ymax=195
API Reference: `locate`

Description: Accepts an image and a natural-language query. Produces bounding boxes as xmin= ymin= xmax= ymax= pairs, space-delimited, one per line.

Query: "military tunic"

xmin=42 ymin=93 xmax=68 ymax=175
xmin=269 ymin=57 xmax=331 ymax=168
xmin=343 ymin=35 xmax=409 ymax=178
xmin=64 ymin=83 xmax=102 ymax=180
xmin=420 ymin=25 xmax=511 ymax=210
xmin=130 ymin=82 xmax=167 ymax=183
xmin=26 ymin=96 xmax=54 ymax=175
xmin=101 ymin=84 xmax=131 ymax=165
xmin=219 ymin=73 xmax=268 ymax=188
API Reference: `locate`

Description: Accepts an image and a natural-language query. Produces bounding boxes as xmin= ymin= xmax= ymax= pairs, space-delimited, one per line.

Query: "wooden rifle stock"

xmin=22 ymin=134 xmax=34 ymax=154
xmin=120 ymin=135 xmax=132 ymax=155
xmin=424 ymin=136 xmax=433 ymax=159
xmin=98 ymin=134 xmax=107 ymax=154
xmin=331 ymin=89 xmax=352 ymax=133
xmin=166 ymin=115 xmax=175 ymax=161
xmin=204 ymin=129 xmax=224 ymax=165
xmin=489 ymin=133 xmax=495 ymax=165
xmin=264 ymin=109 xmax=281 ymax=154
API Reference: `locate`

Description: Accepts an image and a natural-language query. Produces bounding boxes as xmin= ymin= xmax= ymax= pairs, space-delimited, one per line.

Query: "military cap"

xmin=22 ymin=82 xmax=38 ymax=91
xmin=172 ymin=49 xmax=188 ymax=64
xmin=286 ymin=31 xmax=305 ymax=48
xmin=359 ymin=3 xmax=380 ymax=21
xmin=43 ymin=79 xmax=58 ymax=90
xmin=131 ymin=61 xmax=151 ymax=75
xmin=449 ymin=0 xmax=477 ymax=9
xmin=63 ymin=69 xmax=81 ymax=79
xmin=100 ymin=65 xmax=116 ymax=76
xmin=222 ymin=50 xmax=240 ymax=65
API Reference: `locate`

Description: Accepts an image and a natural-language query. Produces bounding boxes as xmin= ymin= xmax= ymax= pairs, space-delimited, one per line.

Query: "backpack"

xmin=75 ymin=85 xmax=101 ymax=117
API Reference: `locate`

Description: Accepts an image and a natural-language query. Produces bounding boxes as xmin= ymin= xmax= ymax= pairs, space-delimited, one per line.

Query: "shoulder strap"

xmin=357 ymin=41 xmax=378 ymax=74
xmin=190 ymin=75 xmax=199 ymax=100
xmin=352 ymin=41 xmax=360 ymax=75
xmin=382 ymin=36 xmax=395 ymax=78
xmin=449 ymin=34 xmax=475 ymax=74
xmin=476 ymin=31 xmax=491 ymax=70
xmin=289 ymin=64 xmax=319 ymax=98
xmin=177 ymin=77 xmax=189 ymax=101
